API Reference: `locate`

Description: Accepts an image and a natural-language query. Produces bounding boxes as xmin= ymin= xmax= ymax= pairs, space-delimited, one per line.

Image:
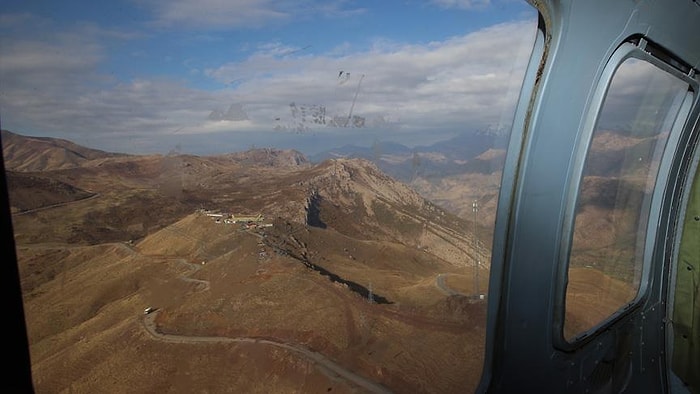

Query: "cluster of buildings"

xmin=198 ymin=209 xmax=273 ymax=229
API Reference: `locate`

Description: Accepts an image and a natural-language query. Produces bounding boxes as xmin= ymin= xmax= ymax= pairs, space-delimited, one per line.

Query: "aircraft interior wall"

xmin=673 ymin=163 xmax=700 ymax=393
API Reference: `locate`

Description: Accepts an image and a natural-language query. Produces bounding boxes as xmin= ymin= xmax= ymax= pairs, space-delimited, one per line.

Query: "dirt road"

xmin=436 ymin=273 xmax=468 ymax=297
xmin=142 ymin=311 xmax=392 ymax=394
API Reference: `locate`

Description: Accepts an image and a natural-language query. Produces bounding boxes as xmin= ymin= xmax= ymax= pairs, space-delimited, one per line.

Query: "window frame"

xmin=553 ymin=38 xmax=698 ymax=350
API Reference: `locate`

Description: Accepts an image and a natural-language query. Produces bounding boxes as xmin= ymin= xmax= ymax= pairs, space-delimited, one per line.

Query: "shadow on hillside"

xmin=295 ymin=251 xmax=392 ymax=304
xmin=306 ymin=192 xmax=326 ymax=229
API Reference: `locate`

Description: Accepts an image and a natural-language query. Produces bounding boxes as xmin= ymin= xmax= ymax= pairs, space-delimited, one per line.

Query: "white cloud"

xmin=204 ymin=20 xmax=536 ymax=135
xmin=430 ymin=0 xmax=491 ymax=10
xmin=0 ymin=15 xmax=538 ymax=154
xmin=142 ymin=0 xmax=365 ymax=29
xmin=144 ymin=0 xmax=287 ymax=29
xmin=0 ymin=26 xmax=225 ymax=147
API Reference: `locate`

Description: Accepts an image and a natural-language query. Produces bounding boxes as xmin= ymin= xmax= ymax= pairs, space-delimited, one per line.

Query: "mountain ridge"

xmin=1 ymin=129 xmax=126 ymax=172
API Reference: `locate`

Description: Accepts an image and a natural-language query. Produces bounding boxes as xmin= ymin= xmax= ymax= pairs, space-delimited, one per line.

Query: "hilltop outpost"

xmin=201 ymin=209 xmax=272 ymax=228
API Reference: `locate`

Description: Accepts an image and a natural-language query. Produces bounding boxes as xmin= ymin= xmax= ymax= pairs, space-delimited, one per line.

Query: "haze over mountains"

xmin=310 ymin=131 xmax=506 ymax=180
xmin=3 ymin=129 xmax=477 ymax=251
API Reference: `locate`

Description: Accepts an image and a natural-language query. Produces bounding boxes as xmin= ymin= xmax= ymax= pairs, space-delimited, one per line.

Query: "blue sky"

xmin=0 ymin=0 xmax=537 ymax=155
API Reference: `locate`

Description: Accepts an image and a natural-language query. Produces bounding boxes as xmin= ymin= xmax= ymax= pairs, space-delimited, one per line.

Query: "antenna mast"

xmin=473 ymin=200 xmax=480 ymax=298
xmin=346 ymin=74 xmax=365 ymax=127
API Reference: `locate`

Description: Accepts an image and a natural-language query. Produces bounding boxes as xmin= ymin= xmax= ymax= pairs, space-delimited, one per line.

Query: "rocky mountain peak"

xmin=222 ymin=147 xmax=310 ymax=168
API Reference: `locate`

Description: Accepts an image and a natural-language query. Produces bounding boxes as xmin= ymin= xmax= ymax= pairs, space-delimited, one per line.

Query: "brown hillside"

xmin=1 ymin=129 xmax=125 ymax=172
xmin=8 ymin=132 xmax=488 ymax=393
xmin=6 ymin=171 xmax=96 ymax=213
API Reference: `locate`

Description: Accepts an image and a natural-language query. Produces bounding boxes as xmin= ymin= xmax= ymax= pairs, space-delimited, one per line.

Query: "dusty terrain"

xmin=5 ymin=130 xmax=488 ymax=393
xmin=3 ymin=128 xmax=641 ymax=393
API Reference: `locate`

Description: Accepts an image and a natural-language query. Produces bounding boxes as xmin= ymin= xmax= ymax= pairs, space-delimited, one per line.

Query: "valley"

xmin=4 ymin=130 xmax=488 ymax=393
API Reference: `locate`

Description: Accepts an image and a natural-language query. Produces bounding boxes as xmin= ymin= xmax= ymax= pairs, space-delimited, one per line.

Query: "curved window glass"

xmin=1 ymin=1 xmax=538 ymax=392
xmin=564 ymin=57 xmax=690 ymax=340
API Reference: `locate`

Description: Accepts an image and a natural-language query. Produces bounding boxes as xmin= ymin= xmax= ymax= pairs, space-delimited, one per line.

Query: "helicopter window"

xmin=564 ymin=57 xmax=689 ymax=340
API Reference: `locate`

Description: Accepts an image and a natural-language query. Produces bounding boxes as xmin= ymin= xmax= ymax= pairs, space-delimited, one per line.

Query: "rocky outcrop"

xmin=221 ymin=148 xmax=309 ymax=168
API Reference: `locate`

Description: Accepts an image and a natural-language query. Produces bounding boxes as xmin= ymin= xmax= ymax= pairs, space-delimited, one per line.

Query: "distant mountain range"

xmin=310 ymin=131 xmax=508 ymax=184
xmin=2 ymin=127 xmax=661 ymax=231
xmin=2 ymin=128 xmax=472 ymax=259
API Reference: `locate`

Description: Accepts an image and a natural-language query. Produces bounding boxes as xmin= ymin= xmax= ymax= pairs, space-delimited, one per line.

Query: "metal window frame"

xmin=479 ymin=0 xmax=700 ymax=391
xmin=553 ymin=39 xmax=698 ymax=350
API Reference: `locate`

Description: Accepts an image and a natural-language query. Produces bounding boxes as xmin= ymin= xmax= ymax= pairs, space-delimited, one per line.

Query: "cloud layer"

xmin=142 ymin=0 xmax=366 ymax=29
xmin=204 ymin=20 xmax=535 ymax=133
xmin=0 ymin=5 xmax=537 ymax=155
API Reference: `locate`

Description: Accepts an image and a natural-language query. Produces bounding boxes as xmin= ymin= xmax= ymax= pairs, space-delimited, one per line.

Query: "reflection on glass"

xmin=1 ymin=2 xmax=537 ymax=392
xmin=564 ymin=58 xmax=689 ymax=340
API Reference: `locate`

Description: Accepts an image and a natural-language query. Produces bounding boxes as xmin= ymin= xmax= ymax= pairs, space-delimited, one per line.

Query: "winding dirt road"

xmin=436 ymin=273 xmax=468 ymax=297
xmin=137 ymin=236 xmax=391 ymax=394
xmin=142 ymin=311 xmax=392 ymax=394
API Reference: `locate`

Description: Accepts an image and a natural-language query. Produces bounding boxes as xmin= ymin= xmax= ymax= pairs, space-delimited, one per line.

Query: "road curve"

xmin=142 ymin=311 xmax=392 ymax=394
xmin=436 ymin=273 xmax=468 ymax=297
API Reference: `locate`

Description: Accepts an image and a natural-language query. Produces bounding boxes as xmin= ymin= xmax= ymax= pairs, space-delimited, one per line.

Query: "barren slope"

xmin=11 ymin=138 xmax=486 ymax=393
xmin=1 ymin=129 xmax=125 ymax=172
